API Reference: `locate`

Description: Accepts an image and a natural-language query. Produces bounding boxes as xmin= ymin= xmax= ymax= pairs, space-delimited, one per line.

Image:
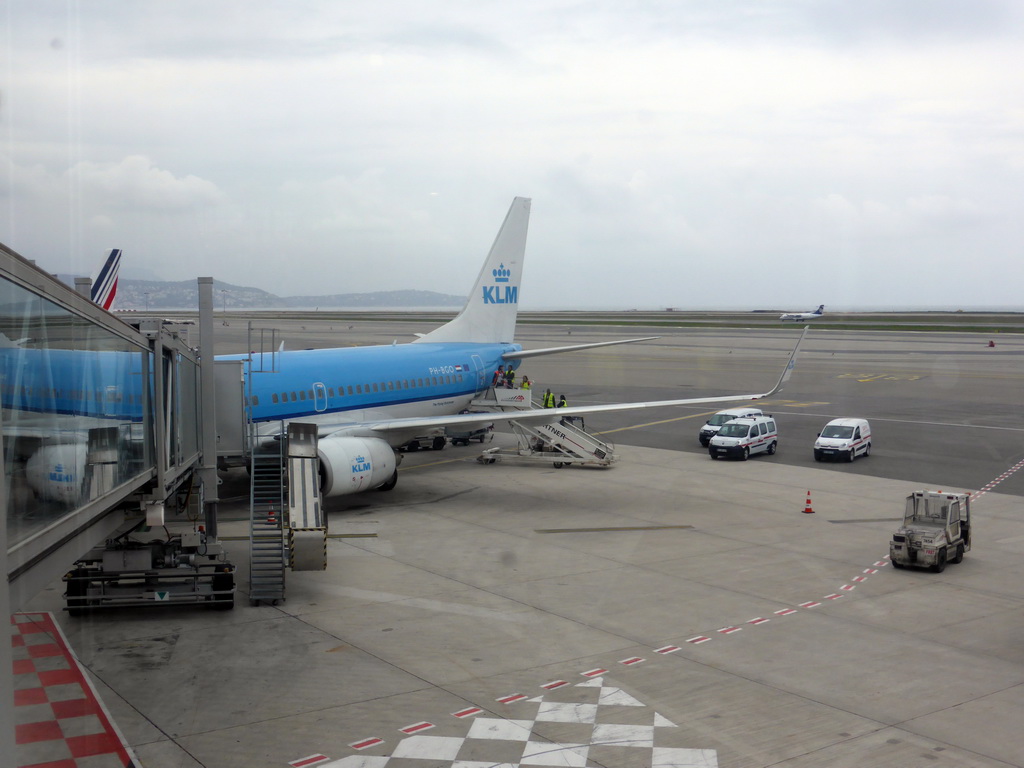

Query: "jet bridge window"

xmin=1 ymin=276 xmax=155 ymax=548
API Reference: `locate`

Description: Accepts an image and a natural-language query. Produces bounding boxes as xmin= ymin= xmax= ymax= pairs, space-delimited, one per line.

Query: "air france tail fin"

xmin=415 ymin=197 xmax=530 ymax=344
xmin=90 ymin=248 xmax=121 ymax=310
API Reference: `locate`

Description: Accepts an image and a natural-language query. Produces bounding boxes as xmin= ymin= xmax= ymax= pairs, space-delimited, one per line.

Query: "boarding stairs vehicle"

xmin=249 ymin=440 xmax=287 ymax=604
xmin=249 ymin=423 xmax=328 ymax=605
xmin=473 ymin=387 xmax=616 ymax=468
xmin=285 ymin=423 xmax=328 ymax=573
xmin=889 ymin=490 xmax=972 ymax=572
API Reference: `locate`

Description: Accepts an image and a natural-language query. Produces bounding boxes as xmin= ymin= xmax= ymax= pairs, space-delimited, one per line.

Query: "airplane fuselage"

xmin=222 ymin=341 xmax=522 ymax=442
xmin=780 ymin=305 xmax=824 ymax=322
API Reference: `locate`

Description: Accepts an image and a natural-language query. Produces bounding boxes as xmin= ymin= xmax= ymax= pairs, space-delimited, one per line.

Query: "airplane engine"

xmin=317 ymin=436 xmax=398 ymax=497
xmin=25 ymin=443 xmax=88 ymax=504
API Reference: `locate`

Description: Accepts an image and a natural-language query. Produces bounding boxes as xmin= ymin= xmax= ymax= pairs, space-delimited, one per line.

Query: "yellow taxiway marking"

xmin=838 ymin=372 xmax=925 ymax=382
xmin=594 ymin=409 xmax=719 ymax=435
xmin=399 ymin=454 xmax=478 ymax=471
xmin=536 ymin=525 xmax=694 ymax=534
xmin=592 ymin=401 xmax=829 ymax=435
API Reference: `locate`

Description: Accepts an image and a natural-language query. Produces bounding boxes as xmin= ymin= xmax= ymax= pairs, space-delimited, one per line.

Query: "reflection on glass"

xmin=1 ymin=278 xmax=154 ymax=547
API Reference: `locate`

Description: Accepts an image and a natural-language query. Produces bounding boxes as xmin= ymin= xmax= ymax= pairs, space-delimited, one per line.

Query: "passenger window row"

xmin=247 ymin=372 xmax=465 ymax=407
xmin=1 ymin=384 xmax=144 ymax=405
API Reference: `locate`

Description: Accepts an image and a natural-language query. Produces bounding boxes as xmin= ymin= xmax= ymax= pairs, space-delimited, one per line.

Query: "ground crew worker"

xmin=492 ymin=366 xmax=504 ymax=388
xmin=505 ymin=367 xmax=516 ymax=388
xmin=543 ymin=388 xmax=555 ymax=408
xmin=556 ymin=393 xmax=581 ymax=428
xmin=521 ymin=375 xmax=531 ymax=390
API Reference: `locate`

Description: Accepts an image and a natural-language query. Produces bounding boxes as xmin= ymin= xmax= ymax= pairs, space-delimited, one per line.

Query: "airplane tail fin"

xmin=414 ymin=197 xmax=530 ymax=344
xmin=90 ymin=248 xmax=121 ymax=310
xmin=815 ymin=305 xmax=824 ymax=314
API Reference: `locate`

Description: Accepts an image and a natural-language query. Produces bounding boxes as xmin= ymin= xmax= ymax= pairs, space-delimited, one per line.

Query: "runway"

xmin=20 ymin=322 xmax=1024 ymax=767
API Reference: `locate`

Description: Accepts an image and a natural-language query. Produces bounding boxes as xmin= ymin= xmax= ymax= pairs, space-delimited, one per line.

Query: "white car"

xmin=698 ymin=407 xmax=764 ymax=446
xmin=708 ymin=416 xmax=778 ymax=460
xmin=814 ymin=418 xmax=871 ymax=462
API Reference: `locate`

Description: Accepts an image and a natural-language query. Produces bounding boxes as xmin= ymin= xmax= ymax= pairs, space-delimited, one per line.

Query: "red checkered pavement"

xmin=11 ymin=612 xmax=138 ymax=768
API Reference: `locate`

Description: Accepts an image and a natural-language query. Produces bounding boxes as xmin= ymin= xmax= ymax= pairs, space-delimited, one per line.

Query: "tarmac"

xmin=19 ymin=431 xmax=1024 ymax=768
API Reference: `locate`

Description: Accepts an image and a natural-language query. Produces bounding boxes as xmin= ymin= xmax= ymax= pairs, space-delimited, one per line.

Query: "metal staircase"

xmin=510 ymin=419 xmax=615 ymax=466
xmin=249 ymin=441 xmax=287 ymax=604
xmin=473 ymin=387 xmax=617 ymax=467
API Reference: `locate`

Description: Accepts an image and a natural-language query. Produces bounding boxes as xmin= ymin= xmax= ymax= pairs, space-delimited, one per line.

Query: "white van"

xmin=698 ymin=406 xmax=764 ymax=446
xmin=708 ymin=415 xmax=778 ymax=460
xmin=814 ymin=418 xmax=871 ymax=462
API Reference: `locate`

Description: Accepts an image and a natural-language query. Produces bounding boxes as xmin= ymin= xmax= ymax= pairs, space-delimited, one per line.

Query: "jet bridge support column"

xmin=197 ymin=277 xmax=220 ymax=541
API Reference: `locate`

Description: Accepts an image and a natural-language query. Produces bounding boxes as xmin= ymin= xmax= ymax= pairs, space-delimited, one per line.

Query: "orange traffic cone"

xmin=802 ymin=490 xmax=814 ymax=514
xmin=267 ymin=506 xmax=276 ymax=525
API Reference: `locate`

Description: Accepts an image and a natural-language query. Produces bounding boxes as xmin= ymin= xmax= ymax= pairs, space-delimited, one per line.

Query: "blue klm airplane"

xmin=218 ymin=197 xmax=805 ymax=499
xmin=5 ymin=198 xmax=804 ymax=503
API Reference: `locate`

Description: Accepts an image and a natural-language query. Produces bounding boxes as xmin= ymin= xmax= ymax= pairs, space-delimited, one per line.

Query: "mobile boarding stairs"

xmin=472 ymin=388 xmax=616 ymax=468
xmin=248 ymin=421 xmax=328 ymax=605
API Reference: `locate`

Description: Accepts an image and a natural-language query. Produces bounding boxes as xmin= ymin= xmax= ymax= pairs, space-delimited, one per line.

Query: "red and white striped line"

xmin=304 ymin=462 xmax=1024 ymax=766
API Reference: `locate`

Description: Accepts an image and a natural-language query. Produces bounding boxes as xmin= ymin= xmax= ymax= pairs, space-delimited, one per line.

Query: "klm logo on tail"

xmin=482 ymin=264 xmax=517 ymax=305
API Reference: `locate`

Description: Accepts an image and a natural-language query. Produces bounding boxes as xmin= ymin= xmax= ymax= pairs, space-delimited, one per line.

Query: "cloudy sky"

xmin=3 ymin=1 xmax=1024 ymax=310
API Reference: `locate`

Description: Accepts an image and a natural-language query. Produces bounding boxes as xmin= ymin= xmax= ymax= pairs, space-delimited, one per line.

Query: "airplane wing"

xmin=362 ymin=326 xmax=808 ymax=437
xmin=502 ymin=337 xmax=660 ymax=361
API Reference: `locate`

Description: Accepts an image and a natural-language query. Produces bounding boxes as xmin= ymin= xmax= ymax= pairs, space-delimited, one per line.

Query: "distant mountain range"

xmin=57 ymin=276 xmax=463 ymax=310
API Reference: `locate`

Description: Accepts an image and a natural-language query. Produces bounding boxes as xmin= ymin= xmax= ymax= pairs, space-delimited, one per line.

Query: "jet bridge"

xmin=56 ymin=277 xmax=237 ymax=613
xmin=472 ymin=388 xmax=616 ymax=468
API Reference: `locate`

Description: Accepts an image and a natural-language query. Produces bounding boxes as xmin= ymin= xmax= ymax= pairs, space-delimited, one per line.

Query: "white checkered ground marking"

xmin=320 ymin=676 xmax=717 ymax=767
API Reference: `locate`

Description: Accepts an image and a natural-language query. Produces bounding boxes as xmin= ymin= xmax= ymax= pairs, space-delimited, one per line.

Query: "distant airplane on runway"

xmin=780 ymin=304 xmax=824 ymax=321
